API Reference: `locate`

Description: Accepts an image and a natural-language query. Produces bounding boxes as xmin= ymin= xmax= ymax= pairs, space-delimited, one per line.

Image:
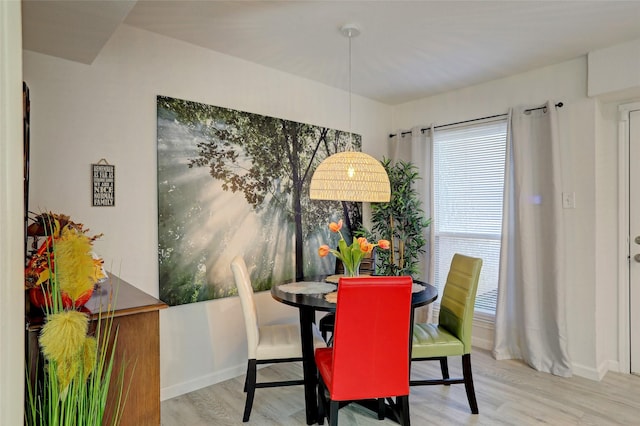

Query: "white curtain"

xmin=390 ymin=126 xmax=434 ymax=322
xmin=494 ymin=102 xmax=572 ymax=377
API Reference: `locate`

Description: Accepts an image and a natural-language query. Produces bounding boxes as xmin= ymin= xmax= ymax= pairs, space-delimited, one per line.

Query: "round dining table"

xmin=271 ymin=279 xmax=438 ymax=425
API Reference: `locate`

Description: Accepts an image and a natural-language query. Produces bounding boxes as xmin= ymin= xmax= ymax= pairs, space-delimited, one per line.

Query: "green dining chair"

xmin=410 ymin=253 xmax=483 ymax=414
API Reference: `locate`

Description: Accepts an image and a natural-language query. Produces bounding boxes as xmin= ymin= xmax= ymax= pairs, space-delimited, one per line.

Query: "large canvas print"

xmin=157 ymin=96 xmax=362 ymax=305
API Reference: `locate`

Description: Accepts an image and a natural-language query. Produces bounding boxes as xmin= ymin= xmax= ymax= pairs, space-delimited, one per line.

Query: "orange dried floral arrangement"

xmin=25 ymin=212 xmax=105 ymax=309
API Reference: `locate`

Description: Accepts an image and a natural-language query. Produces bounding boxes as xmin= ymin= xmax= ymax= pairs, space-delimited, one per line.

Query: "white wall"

xmin=23 ymin=24 xmax=392 ymax=399
xmin=0 ymin=1 xmax=25 ymax=423
xmin=392 ymin=58 xmax=588 ymax=131
xmin=391 ymin=57 xmax=623 ymax=379
xmin=589 ymin=38 xmax=640 ymax=101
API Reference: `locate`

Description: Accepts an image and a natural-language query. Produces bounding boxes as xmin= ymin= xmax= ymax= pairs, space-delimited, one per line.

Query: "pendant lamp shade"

xmin=309 ymin=25 xmax=390 ymax=203
xmin=309 ymin=151 xmax=390 ymax=202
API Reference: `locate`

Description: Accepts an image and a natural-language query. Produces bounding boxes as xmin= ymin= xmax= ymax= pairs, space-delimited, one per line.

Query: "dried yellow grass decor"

xmin=25 ymin=212 xmax=127 ymax=426
xmin=40 ymin=310 xmax=88 ymax=363
xmin=39 ymin=310 xmax=94 ymax=394
xmin=81 ymin=336 xmax=98 ymax=379
xmin=56 ymin=227 xmax=102 ymax=302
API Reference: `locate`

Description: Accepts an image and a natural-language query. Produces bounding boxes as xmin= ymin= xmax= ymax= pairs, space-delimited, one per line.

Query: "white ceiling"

xmin=21 ymin=0 xmax=640 ymax=105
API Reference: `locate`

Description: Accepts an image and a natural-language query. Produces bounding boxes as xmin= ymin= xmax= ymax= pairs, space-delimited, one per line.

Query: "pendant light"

xmin=309 ymin=24 xmax=391 ymax=203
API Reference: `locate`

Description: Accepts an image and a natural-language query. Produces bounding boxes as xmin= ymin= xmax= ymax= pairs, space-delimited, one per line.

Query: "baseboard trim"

xmin=472 ymin=334 xmax=493 ymax=351
xmin=472 ymin=316 xmax=495 ymax=351
xmin=571 ymin=361 xmax=608 ymax=381
xmin=605 ymin=359 xmax=621 ymax=374
xmin=161 ymin=363 xmax=246 ymax=401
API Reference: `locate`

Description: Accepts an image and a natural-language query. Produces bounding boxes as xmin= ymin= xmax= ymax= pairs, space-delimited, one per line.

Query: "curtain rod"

xmin=524 ymin=101 xmax=563 ymax=114
xmin=389 ymin=101 xmax=564 ymax=138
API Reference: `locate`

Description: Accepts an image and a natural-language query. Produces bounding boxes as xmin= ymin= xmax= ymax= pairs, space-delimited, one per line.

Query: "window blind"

xmin=432 ymin=119 xmax=507 ymax=314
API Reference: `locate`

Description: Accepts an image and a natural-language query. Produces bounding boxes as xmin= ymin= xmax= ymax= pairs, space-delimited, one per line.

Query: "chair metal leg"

xmin=329 ymin=401 xmax=339 ymax=426
xmin=398 ymin=395 xmax=410 ymax=426
xmin=462 ymin=354 xmax=479 ymax=414
xmin=317 ymin=377 xmax=326 ymax=425
xmin=439 ymin=357 xmax=450 ymax=384
xmin=242 ymin=359 xmax=257 ymax=422
xmin=319 ymin=313 xmax=335 ymax=343
xmin=377 ymin=398 xmax=385 ymax=420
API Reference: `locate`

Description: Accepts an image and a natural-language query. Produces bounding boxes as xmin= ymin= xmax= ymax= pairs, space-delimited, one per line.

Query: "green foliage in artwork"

xmin=157 ymin=96 xmax=362 ymax=304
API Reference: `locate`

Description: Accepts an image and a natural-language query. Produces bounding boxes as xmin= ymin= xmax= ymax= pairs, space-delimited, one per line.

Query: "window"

xmin=432 ymin=119 xmax=507 ymax=315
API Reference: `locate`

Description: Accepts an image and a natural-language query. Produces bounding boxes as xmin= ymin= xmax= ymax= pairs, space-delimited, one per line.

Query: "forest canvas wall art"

xmin=157 ymin=96 xmax=362 ymax=306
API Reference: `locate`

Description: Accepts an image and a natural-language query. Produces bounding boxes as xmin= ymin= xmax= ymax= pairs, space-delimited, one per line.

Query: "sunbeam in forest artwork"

xmin=157 ymin=96 xmax=363 ymax=305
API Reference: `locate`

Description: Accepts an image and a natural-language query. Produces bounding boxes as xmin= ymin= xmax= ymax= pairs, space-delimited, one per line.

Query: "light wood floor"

xmin=161 ymin=348 xmax=640 ymax=425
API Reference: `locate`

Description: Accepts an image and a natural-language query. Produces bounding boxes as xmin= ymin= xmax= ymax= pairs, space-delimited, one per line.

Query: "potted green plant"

xmin=360 ymin=158 xmax=431 ymax=277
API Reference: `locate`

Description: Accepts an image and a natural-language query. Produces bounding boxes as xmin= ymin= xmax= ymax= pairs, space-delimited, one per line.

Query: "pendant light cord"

xmin=341 ymin=24 xmax=360 ymax=146
xmin=348 ymin=29 xmax=353 ymax=143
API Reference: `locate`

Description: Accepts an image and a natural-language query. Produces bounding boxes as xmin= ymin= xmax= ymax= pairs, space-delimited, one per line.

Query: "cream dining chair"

xmin=230 ymin=255 xmax=325 ymax=422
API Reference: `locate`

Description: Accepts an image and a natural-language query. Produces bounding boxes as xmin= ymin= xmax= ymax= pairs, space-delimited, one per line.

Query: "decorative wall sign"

xmin=92 ymin=160 xmax=115 ymax=207
xmin=156 ymin=95 xmax=363 ymax=306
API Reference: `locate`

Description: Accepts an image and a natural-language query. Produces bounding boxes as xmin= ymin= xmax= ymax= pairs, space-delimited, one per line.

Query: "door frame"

xmin=618 ymin=101 xmax=640 ymax=374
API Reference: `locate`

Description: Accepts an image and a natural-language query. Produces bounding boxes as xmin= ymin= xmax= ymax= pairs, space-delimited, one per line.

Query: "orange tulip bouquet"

xmin=318 ymin=219 xmax=390 ymax=277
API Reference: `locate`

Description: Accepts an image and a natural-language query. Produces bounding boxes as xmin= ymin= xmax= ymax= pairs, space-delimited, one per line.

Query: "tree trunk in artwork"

xmin=288 ymin=125 xmax=305 ymax=281
xmin=294 ymin=183 xmax=304 ymax=280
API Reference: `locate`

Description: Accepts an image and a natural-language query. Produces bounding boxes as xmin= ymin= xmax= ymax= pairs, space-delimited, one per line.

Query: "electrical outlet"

xmin=562 ymin=191 xmax=576 ymax=209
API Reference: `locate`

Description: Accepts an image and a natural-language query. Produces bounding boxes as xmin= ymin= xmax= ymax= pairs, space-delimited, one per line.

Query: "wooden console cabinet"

xmin=26 ymin=274 xmax=167 ymax=425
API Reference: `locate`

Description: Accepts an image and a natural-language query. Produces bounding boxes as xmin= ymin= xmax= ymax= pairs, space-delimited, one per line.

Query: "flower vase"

xmin=343 ymin=262 xmax=361 ymax=278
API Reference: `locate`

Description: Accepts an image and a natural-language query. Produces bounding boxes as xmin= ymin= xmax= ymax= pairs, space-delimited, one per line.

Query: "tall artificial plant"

xmin=362 ymin=158 xmax=430 ymax=277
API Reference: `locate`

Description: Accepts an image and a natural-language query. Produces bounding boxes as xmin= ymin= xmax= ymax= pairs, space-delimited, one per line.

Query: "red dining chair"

xmin=315 ymin=276 xmax=413 ymax=426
